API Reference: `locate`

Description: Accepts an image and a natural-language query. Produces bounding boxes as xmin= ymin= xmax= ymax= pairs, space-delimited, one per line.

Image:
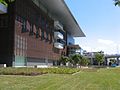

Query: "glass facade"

xmin=14 ymin=56 xmax=26 ymax=66
xmin=67 ymin=34 xmax=75 ymax=45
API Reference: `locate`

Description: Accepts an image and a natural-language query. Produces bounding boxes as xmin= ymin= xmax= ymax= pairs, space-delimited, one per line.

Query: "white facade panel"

xmin=54 ymin=32 xmax=63 ymax=39
xmin=54 ymin=42 xmax=64 ymax=49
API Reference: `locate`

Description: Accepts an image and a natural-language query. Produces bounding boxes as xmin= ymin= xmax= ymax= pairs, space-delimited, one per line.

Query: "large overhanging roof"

xmin=37 ymin=0 xmax=85 ymax=37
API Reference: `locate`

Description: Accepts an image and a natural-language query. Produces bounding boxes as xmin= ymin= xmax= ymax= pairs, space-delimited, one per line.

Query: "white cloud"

xmin=96 ymin=39 xmax=119 ymax=54
xmin=98 ymin=39 xmax=114 ymax=45
xmin=80 ymin=39 xmax=120 ymax=54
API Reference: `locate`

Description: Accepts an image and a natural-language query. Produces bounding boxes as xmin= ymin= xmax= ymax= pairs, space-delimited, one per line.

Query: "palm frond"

xmin=114 ymin=0 xmax=120 ymax=6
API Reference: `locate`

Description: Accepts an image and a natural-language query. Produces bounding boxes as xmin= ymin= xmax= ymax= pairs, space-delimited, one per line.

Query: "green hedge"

xmin=0 ymin=67 xmax=80 ymax=76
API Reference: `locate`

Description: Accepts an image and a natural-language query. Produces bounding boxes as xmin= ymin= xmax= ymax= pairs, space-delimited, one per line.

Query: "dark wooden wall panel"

xmin=14 ymin=0 xmax=66 ymax=61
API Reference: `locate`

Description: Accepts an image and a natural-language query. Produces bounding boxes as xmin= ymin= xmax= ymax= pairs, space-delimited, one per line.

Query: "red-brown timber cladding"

xmin=14 ymin=0 xmax=66 ymax=61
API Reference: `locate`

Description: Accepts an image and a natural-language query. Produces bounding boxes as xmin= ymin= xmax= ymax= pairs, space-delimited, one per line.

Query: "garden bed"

xmin=0 ymin=67 xmax=80 ymax=76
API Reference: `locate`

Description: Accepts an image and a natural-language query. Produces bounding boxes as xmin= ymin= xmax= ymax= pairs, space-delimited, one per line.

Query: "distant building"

xmin=83 ymin=51 xmax=104 ymax=65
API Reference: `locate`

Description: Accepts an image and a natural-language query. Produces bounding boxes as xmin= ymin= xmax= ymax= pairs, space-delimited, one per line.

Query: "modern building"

xmin=67 ymin=45 xmax=81 ymax=56
xmin=0 ymin=0 xmax=85 ymax=67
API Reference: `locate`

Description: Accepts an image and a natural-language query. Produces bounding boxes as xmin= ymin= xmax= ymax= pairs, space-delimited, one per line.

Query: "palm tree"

xmin=114 ymin=0 xmax=120 ymax=6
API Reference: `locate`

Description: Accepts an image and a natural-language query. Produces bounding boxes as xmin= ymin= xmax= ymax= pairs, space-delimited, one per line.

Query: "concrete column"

xmin=104 ymin=57 xmax=109 ymax=66
xmin=117 ymin=57 xmax=119 ymax=65
xmin=104 ymin=57 xmax=108 ymax=66
xmin=90 ymin=57 xmax=93 ymax=65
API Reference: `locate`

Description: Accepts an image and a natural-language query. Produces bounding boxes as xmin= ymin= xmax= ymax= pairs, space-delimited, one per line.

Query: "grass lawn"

xmin=0 ymin=68 xmax=120 ymax=90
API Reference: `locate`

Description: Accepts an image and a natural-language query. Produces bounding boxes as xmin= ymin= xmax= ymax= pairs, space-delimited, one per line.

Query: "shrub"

xmin=0 ymin=67 xmax=80 ymax=76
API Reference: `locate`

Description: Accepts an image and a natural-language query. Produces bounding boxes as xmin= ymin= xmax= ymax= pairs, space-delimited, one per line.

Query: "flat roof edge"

xmin=62 ymin=0 xmax=86 ymax=37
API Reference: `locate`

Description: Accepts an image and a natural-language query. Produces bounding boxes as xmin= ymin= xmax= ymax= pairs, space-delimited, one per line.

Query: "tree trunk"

xmin=98 ymin=62 xmax=100 ymax=66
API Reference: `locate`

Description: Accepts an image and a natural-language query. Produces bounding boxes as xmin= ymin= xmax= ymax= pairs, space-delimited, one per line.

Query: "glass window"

xmin=36 ymin=28 xmax=40 ymax=38
xmin=25 ymin=38 xmax=27 ymax=50
xmin=41 ymin=30 xmax=44 ymax=40
xmin=20 ymin=37 xmax=22 ymax=49
xmin=23 ymin=38 xmax=25 ymax=50
xmin=29 ymin=24 xmax=34 ymax=36
xmin=46 ymin=33 xmax=48 ymax=40
xmin=17 ymin=35 xmax=20 ymax=48
xmin=21 ymin=19 xmax=27 ymax=33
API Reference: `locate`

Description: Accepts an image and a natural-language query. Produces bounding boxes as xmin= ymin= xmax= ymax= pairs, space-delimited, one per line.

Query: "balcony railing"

xmin=56 ymin=39 xmax=66 ymax=45
xmin=54 ymin=21 xmax=63 ymax=30
xmin=54 ymin=32 xmax=63 ymax=39
xmin=0 ymin=3 xmax=7 ymax=14
xmin=54 ymin=42 xmax=64 ymax=49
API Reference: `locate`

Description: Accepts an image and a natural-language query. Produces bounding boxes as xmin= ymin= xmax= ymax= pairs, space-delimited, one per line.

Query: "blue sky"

xmin=65 ymin=0 xmax=120 ymax=54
